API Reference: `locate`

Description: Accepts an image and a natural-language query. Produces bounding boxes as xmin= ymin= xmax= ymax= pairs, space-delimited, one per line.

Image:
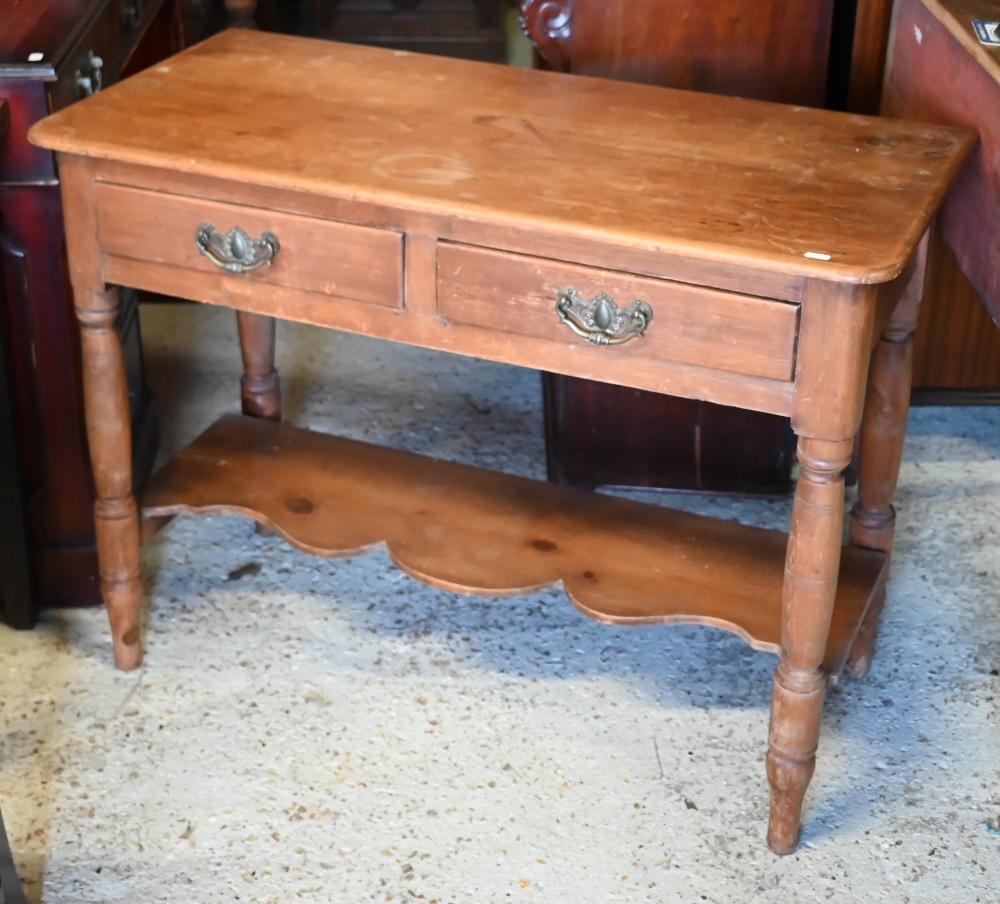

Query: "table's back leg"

xmin=224 ymin=0 xmax=276 ymax=425
xmin=236 ymin=311 xmax=281 ymax=420
xmin=846 ymin=234 xmax=928 ymax=678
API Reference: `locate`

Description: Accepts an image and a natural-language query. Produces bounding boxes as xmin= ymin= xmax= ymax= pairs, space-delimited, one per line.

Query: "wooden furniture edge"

xmin=24 ymin=144 xmax=967 ymax=286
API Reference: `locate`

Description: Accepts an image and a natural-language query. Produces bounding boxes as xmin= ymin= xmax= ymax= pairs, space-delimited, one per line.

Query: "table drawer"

xmin=436 ymin=244 xmax=799 ymax=382
xmin=95 ymin=183 xmax=403 ymax=308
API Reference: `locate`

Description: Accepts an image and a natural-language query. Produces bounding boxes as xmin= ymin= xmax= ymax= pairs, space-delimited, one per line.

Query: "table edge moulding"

xmin=27 ymin=29 xmax=974 ymax=855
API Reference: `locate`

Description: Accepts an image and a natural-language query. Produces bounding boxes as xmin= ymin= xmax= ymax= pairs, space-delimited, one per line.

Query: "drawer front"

xmin=436 ymin=244 xmax=799 ymax=382
xmin=95 ymin=183 xmax=404 ymax=308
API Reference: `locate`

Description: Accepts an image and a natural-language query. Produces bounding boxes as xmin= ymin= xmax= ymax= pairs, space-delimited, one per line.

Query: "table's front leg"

xmin=768 ymin=279 xmax=877 ymax=852
xmin=767 ymin=435 xmax=852 ymax=853
xmin=60 ymin=155 xmax=144 ymax=670
xmin=77 ymin=290 xmax=143 ymax=670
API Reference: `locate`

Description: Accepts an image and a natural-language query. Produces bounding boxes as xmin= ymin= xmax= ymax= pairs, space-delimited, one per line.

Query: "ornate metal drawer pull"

xmin=555 ymin=288 xmax=653 ymax=346
xmin=195 ymin=223 xmax=280 ymax=274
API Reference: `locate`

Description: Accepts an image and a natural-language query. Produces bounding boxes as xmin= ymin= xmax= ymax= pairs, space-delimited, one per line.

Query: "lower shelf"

xmin=141 ymin=415 xmax=887 ymax=678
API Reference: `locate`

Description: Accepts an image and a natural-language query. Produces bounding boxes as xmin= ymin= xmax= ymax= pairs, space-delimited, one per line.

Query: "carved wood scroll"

xmin=519 ymin=0 xmax=571 ymax=71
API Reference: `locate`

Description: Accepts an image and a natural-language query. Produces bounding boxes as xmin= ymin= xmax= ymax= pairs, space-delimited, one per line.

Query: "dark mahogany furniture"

xmin=0 ymin=0 xmax=182 ymax=625
xmin=0 ymin=99 xmax=34 ymax=904
xmin=0 ymin=100 xmax=35 ymax=630
xmin=30 ymin=29 xmax=970 ymax=853
xmin=256 ymin=0 xmax=506 ymax=62
xmin=850 ymin=0 xmax=899 ymax=111
xmin=885 ymin=0 xmax=1000 ymax=399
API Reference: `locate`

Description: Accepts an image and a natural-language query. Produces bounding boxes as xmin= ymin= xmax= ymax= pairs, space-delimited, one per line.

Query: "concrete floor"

xmin=1 ymin=302 xmax=999 ymax=903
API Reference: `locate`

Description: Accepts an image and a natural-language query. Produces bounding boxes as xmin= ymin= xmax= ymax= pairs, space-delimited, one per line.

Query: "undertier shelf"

xmin=141 ymin=414 xmax=887 ymax=678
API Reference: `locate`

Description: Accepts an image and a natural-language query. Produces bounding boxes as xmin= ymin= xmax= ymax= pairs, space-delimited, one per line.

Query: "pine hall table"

xmin=29 ymin=29 xmax=973 ymax=853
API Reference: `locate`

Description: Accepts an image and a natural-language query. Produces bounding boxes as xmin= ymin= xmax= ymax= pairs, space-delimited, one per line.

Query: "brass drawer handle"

xmin=195 ymin=223 xmax=280 ymax=274
xmin=555 ymin=288 xmax=653 ymax=346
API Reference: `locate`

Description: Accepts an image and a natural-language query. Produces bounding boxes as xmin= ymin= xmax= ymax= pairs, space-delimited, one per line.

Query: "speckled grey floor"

xmin=1 ymin=303 xmax=998 ymax=903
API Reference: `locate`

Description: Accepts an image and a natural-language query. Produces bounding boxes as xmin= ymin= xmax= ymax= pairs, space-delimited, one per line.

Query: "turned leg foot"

xmin=106 ymin=584 xmax=143 ymax=670
xmin=767 ymin=662 xmax=825 ymax=853
xmin=96 ymin=493 xmax=144 ymax=670
xmin=845 ymin=585 xmax=885 ymax=679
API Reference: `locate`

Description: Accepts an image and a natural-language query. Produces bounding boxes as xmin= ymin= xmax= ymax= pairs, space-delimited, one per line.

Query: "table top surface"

xmin=30 ymin=29 xmax=974 ymax=284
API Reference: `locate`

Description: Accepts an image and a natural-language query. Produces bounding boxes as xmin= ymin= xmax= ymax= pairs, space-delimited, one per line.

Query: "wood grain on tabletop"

xmin=140 ymin=414 xmax=885 ymax=678
xmin=28 ymin=29 xmax=973 ymax=284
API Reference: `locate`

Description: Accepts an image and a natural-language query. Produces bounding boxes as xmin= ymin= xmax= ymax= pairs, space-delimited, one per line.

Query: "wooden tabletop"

xmin=29 ymin=29 xmax=973 ymax=283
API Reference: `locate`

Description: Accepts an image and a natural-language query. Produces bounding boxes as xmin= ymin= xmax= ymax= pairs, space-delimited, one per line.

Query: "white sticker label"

xmin=27 ymin=52 xmax=44 ymax=62
xmin=973 ymin=20 xmax=1000 ymax=46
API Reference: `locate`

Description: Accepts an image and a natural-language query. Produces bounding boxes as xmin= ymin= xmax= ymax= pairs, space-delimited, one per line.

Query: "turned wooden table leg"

xmin=846 ymin=235 xmax=928 ymax=679
xmin=768 ymin=275 xmax=878 ymax=854
xmin=767 ymin=435 xmax=853 ymax=854
xmin=77 ymin=291 xmax=144 ymax=670
xmin=60 ymin=156 xmax=145 ymax=670
xmin=237 ymin=311 xmax=281 ymax=420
